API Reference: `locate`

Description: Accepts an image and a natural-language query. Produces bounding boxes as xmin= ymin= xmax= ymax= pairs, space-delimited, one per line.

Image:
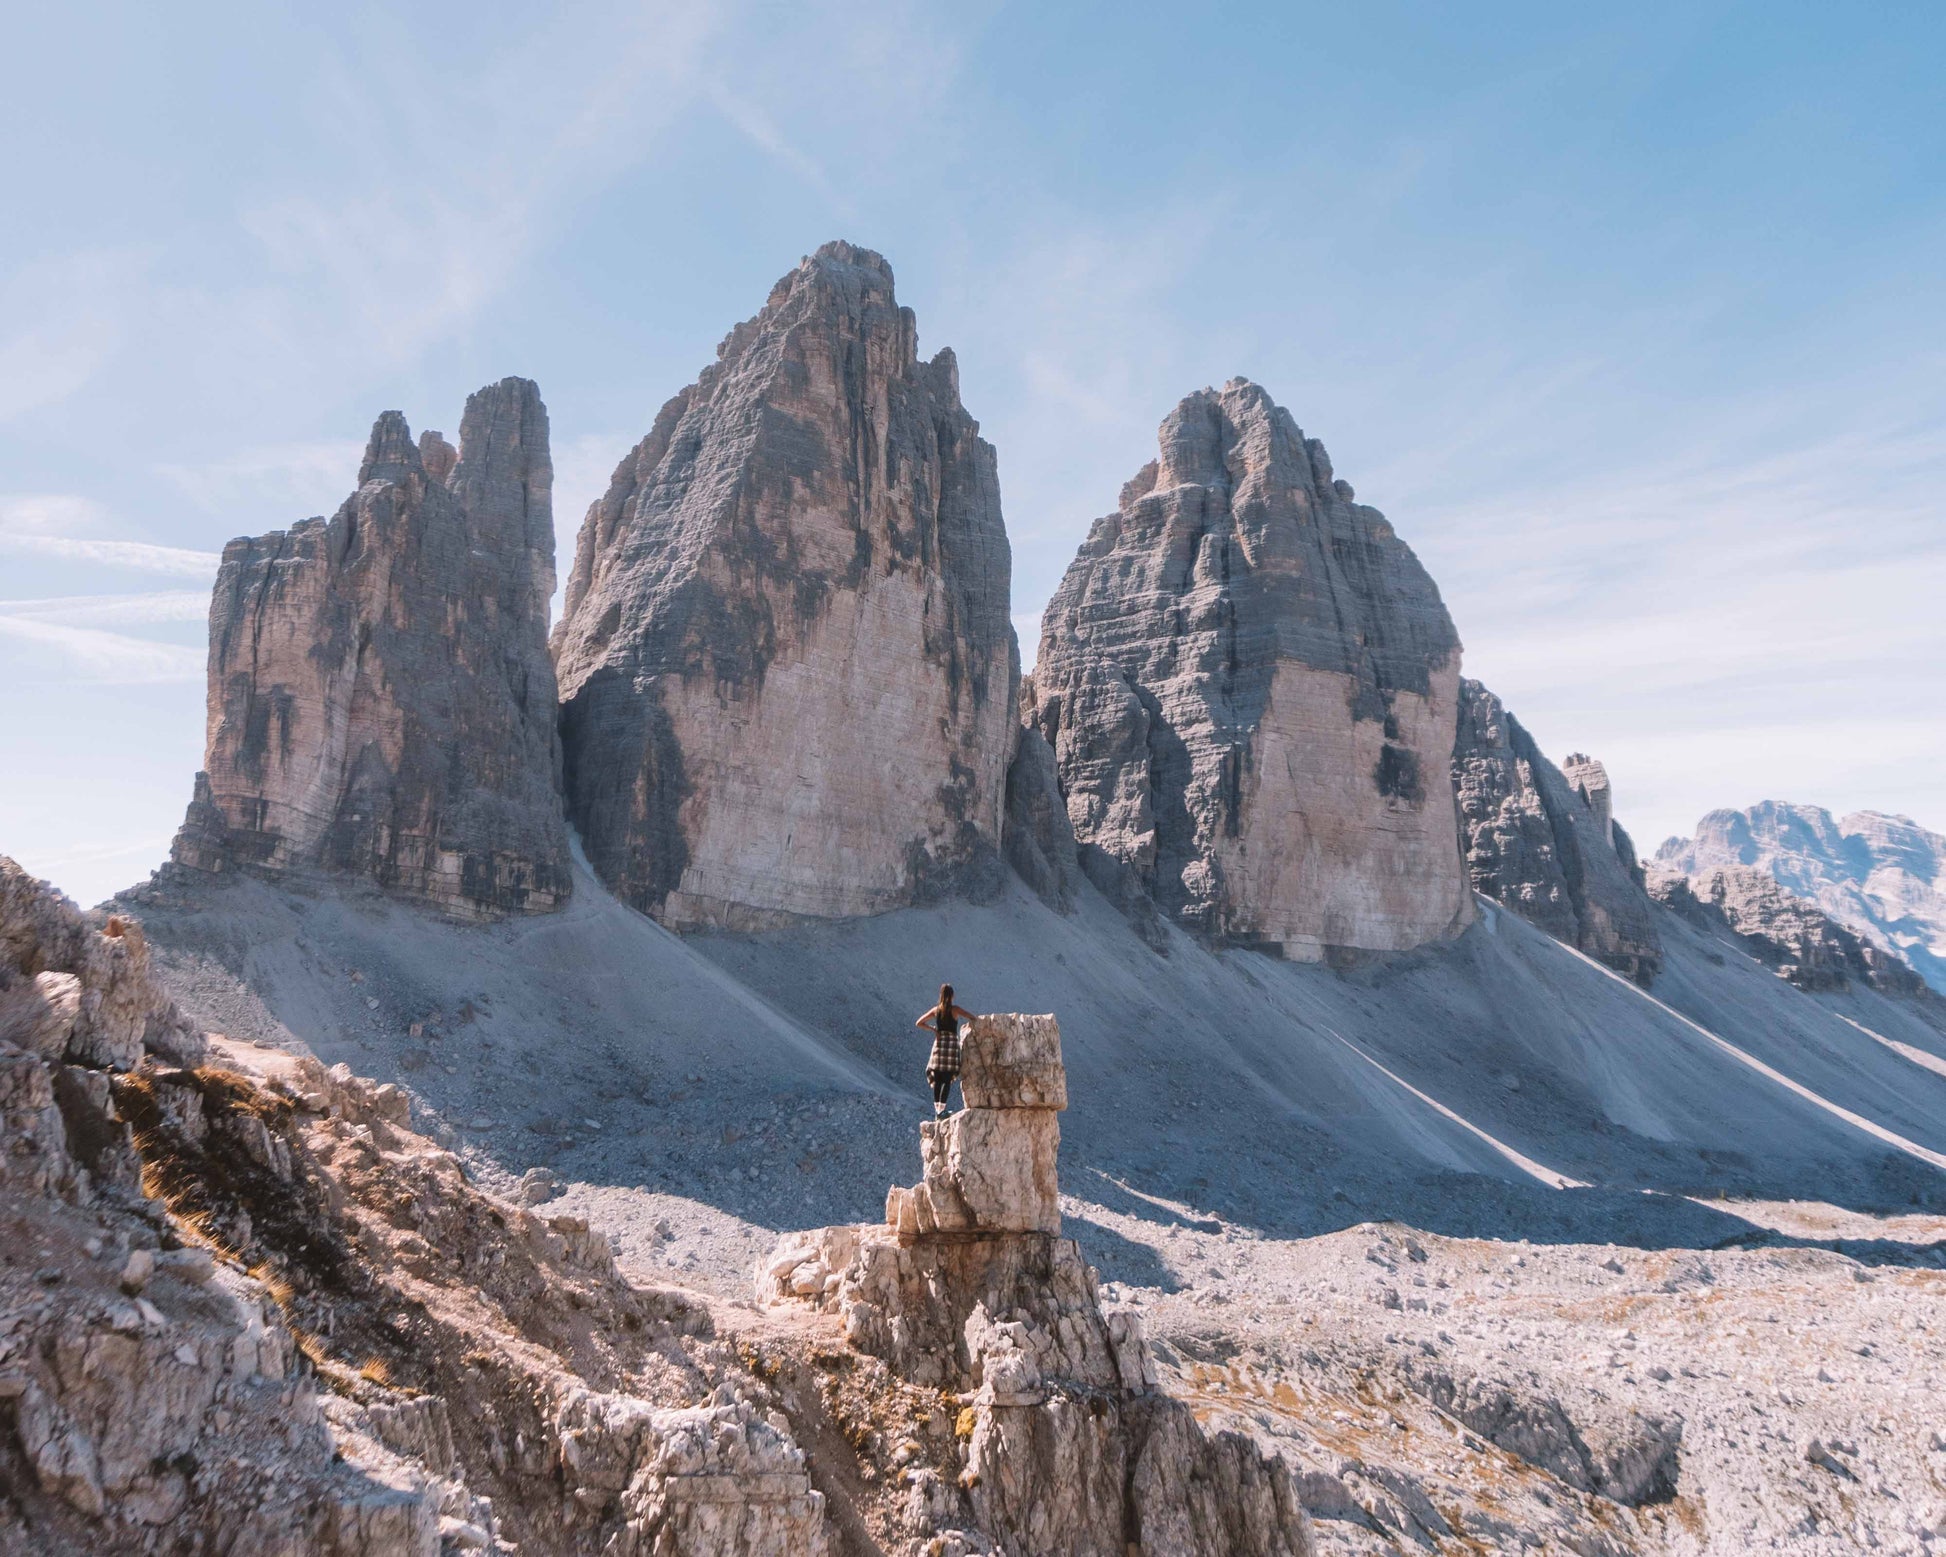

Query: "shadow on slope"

xmin=118 ymin=849 xmax=1946 ymax=1259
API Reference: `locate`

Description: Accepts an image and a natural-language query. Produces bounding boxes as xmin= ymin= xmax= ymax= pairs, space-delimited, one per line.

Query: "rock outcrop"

xmin=1649 ymin=864 xmax=1927 ymax=995
xmin=1657 ymin=802 xmax=1946 ymax=993
xmin=1029 ymin=379 xmax=1472 ymax=958
xmin=1452 ymin=680 xmax=1662 ymax=981
xmin=552 ymin=242 xmax=1017 ymax=930
xmin=168 ymin=379 xmax=570 ymax=919
xmin=760 ymin=1014 xmax=1314 ymax=1555
xmin=2 ymin=854 xmax=847 ymax=1555
xmin=0 ymin=858 xmax=474 ymax=1550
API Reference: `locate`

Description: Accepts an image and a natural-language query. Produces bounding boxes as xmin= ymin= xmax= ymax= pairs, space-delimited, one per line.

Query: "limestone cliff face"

xmin=552 ymin=242 xmax=1016 ymax=929
xmin=1452 ymin=681 xmax=1661 ymax=980
xmin=1030 ymin=379 xmax=1472 ymax=957
xmin=170 ymin=379 xmax=569 ymax=918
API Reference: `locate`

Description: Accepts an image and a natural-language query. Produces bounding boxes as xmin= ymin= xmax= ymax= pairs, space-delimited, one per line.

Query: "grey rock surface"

xmin=168 ymin=379 xmax=569 ymax=919
xmin=552 ymin=241 xmax=1017 ymax=930
xmin=1649 ymin=863 xmax=1927 ymax=995
xmin=1002 ymin=681 xmax=1082 ymax=913
xmin=1030 ymin=378 xmax=1472 ymax=958
xmin=1657 ymin=803 xmax=1946 ymax=993
xmin=1453 ymin=679 xmax=1663 ymax=980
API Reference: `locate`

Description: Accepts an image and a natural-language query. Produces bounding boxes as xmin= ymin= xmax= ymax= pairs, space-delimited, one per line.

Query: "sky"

xmin=3 ymin=0 xmax=1943 ymax=907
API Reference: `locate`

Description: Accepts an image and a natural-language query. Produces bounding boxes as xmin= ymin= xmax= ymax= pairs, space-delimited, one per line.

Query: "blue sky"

xmin=4 ymin=1 xmax=1943 ymax=905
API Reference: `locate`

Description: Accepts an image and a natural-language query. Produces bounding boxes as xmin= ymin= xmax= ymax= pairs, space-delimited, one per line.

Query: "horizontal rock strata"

xmin=1031 ymin=378 xmax=1472 ymax=958
xmin=1452 ymin=680 xmax=1662 ymax=981
xmin=552 ymin=241 xmax=1016 ymax=930
xmin=169 ymin=379 xmax=569 ymax=918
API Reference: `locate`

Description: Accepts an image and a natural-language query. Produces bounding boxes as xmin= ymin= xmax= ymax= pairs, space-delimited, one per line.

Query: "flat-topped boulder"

xmin=885 ymin=1011 xmax=1066 ymax=1236
xmin=959 ymin=1011 xmax=1067 ymax=1110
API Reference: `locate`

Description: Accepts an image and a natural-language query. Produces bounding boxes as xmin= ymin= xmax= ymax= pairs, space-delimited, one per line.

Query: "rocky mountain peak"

xmin=357 ymin=408 xmax=422 ymax=486
xmin=552 ymin=242 xmax=1016 ymax=929
xmin=168 ymin=378 xmax=569 ymax=918
xmin=1030 ymin=380 xmax=1471 ymax=957
xmin=1656 ymin=801 xmax=1945 ymax=991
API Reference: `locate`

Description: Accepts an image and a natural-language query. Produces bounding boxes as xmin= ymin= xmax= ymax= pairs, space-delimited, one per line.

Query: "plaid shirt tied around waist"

xmin=927 ymin=1016 xmax=961 ymax=1076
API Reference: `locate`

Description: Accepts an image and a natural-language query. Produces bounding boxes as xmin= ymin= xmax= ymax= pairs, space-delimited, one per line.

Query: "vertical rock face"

xmin=1003 ymin=679 xmax=1083 ymax=913
xmin=1452 ymin=680 xmax=1661 ymax=981
xmin=1561 ymin=753 xmax=1613 ymax=844
xmin=552 ymin=242 xmax=1017 ymax=929
xmin=170 ymin=379 xmax=569 ymax=918
xmin=1030 ymin=379 xmax=1472 ymax=958
xmin=1656 ymin=803 xmax=1946 ymax=993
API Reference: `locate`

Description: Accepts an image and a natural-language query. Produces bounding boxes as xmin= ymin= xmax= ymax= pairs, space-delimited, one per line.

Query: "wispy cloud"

xmin=0 ymin=591 xmax=209 ymax=627
xmin=0 ymin=251 xmax=148 ymax=422
xmin=157 ymin=439 xmax=363 ymax=519
xmin=0 ymin=493 xmax=109 ymax=534
xmin=0 ymin=532 xmax=220 ymax=579
xmin=0 ymin=616 xmax=204 ymax=684
xmin=704 ymin=80 xmax=854 ymax=214
xmin=232 ymin=4 xmax=725 ymax=369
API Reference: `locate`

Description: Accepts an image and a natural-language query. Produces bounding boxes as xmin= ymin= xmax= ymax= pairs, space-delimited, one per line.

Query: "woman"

xmin=915 ymin=983 xmax=975 ymax=1121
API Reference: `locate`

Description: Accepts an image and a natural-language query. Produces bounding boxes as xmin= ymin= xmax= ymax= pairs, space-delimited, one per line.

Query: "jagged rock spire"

xmin=1030 ymin=378 xmax=1473 ymax=957
xmin=552 ymin=241 xmax=1017 ymax=929
xmin=169 ymin=377 xmax=570 ymax=918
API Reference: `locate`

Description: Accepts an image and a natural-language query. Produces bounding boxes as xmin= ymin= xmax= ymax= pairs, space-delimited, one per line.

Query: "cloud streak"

xmin=0 ymin=616 xmax=204 ymax=685
xmin=0 ymin=532 xmax=221 ymax=579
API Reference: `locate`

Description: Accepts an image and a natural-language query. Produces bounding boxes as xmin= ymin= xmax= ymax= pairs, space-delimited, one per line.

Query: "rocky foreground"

xmin=8 ymin=855 xmax=1946 ymax=1554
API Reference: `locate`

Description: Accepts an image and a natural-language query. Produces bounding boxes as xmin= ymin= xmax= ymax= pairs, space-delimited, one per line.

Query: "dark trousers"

xmin=928 ymin=1068 xmax=956 ymax=1108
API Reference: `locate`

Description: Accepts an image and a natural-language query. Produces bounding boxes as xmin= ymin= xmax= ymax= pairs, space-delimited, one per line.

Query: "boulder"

xmin=168 ymin=379 xmax=570 ymax=919
xmin=958 ymin=1012 xmax=1067 ymax=1110
xmin=552 ymin=242 xmax=1017 ymax=930
xmin=1031 ymin=378 xmax=1472 ymax=958
xmin=890 ymin=1109 xmax=1062 ymax=1235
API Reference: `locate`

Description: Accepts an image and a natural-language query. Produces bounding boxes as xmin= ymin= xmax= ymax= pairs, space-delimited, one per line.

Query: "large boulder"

xmin=551 ymin=242 xmax=1017 ymax=930
xmin=168 ymin=379 xmax=569 ymax=919
xmin=1452 ymin=679 xmax=1662 ymax=981
xmin=1030 ymin=379 xmax=1472 ymax=958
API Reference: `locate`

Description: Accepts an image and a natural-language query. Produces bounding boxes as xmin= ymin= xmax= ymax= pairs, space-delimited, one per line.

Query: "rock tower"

xmin=1030 ymin=379 xmax=1473 ymax=957
xmin=169 ymin=379 xmax=570 ymax=918
xmin=1452 ymin=680 xmax=1661 ymax=981
xmin=760 ymin=1014 xmax=1312 ymax=1554
xmin=552 ymin=242 xmax=1018 ymax=930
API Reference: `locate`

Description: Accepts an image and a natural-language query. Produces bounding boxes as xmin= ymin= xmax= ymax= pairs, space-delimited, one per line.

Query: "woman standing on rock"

xmin=915 ymin=984 xmax=975 ymax=1120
